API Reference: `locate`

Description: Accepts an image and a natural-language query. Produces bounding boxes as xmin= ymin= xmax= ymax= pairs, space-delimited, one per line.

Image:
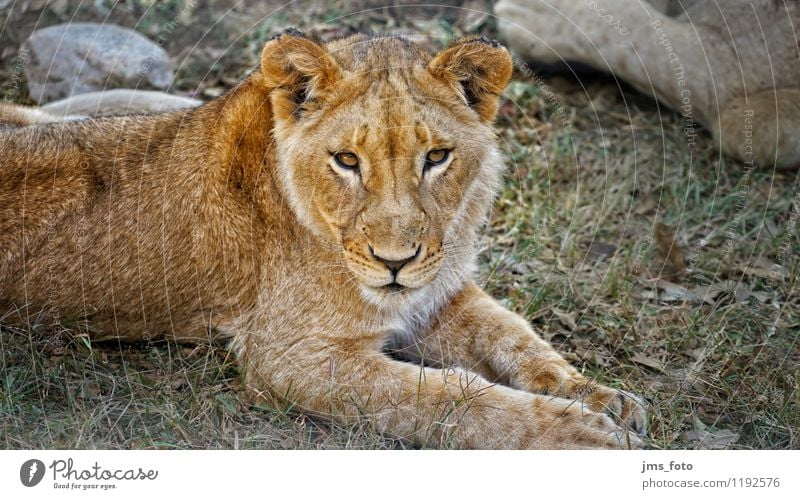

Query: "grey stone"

xmin=21 ymin=23 xmax=173 ymax=104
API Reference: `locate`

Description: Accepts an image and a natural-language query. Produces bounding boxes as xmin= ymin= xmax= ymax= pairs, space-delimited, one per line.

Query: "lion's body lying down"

xmin=1 ymin=105 xmax=260 ymax=341
xmin=0 ymin=32 xmax=646 ymax=449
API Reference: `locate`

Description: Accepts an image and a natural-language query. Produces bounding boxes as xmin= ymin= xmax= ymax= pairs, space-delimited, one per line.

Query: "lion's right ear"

xmin=260 ymin=29 xmax=342 ymax=121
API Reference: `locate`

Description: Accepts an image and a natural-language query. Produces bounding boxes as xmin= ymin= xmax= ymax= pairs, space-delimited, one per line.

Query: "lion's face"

xmin=261 ymin=33 xmax=512 ymax=302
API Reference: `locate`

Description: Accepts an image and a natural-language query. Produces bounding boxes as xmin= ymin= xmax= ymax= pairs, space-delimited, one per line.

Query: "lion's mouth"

xmin=382 ymin=282 xmax=407 ymax=293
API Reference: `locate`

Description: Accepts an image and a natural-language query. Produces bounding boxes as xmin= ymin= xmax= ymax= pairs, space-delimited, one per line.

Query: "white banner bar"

xmin=1 ymin=450 xmax=797 ymax=498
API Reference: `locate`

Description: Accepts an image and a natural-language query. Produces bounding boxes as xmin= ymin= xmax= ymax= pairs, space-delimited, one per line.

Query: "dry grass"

xmin=487 ymin=74 xmax=799 ymax=449
xmin=1 ymin=0 xmax=798 ymax=449
xmin=0 ymin=322 xmax=405 ymax=449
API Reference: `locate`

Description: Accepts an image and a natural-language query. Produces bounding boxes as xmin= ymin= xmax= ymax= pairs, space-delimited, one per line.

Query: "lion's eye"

xmin=424 ymin=149 xmax=450 ymax=172
xmin=334 ymin=152 xmax=360 ymax=171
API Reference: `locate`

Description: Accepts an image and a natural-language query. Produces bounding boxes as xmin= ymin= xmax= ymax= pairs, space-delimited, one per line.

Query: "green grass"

xmin=1 ymin=0 xmax=798 ymax=450
xmin=487 ymin=74 xmax=799 ymax=449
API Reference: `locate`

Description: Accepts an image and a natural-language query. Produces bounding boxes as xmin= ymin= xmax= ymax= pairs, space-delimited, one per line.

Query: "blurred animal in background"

xmin=497 ymin=0 xmax=800 ymax=170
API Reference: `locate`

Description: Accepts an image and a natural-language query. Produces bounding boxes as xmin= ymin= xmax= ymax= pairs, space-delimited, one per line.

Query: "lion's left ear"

xmin=428 ymin=37 xmax=513 ymax=123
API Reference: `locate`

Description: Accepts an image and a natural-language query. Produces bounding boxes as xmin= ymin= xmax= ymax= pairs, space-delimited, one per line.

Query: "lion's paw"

xmin=529 ymin=395 xmax=644 ymax=449
xmin=584 ymin=387 xmax=648 ymax=437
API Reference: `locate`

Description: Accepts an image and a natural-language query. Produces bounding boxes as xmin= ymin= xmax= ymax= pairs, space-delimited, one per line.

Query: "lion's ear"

xmin=428 ymin=37 xmax=513 ymax=123
xmin=260 ymin=29 xmax=342 ymax=121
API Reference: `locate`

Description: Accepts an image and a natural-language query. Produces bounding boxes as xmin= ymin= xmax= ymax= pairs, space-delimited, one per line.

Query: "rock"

xmin=21 ymin=23 xmax=173 ymax=104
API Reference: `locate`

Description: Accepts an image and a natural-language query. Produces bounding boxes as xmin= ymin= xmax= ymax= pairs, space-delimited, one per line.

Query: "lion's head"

xmin=260 ymin=31 xmax=512 ymax=304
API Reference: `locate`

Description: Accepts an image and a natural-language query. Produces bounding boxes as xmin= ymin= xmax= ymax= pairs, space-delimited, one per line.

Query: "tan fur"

xmin=0 ymin=32 xmax=645 ymax=449
xmin=0 ymin=104 xmax=66 ymax=126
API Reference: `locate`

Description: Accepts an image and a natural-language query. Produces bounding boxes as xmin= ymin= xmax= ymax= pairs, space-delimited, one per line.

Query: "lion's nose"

xmin=369 ymin=245 xmax=420 ymax=275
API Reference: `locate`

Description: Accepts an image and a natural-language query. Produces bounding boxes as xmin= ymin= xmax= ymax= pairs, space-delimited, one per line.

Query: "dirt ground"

xmin=1 ymin=0 xmax=797 ymax=449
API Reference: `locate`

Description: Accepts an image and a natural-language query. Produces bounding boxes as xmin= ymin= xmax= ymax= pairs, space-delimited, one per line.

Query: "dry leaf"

xmin=630 ymin=352 xmax=666 ymax=373
xmin=634 ymin=196 xmax=657 ymax=215
xmin=552 ymin=309 xmax=577 ymax=331
xmin=586 ymin=241 xmax=617 ymax=260
xmin=570 ymin=338 xmax=608 ymax=367
xmin=171 ymin=378 xmax=187 ymax=391
xmin=655 ymin=222 xmax=687 ymax=274
xmin=741 ymin=256 xmax=785 ymax=280
xmin=733 ymin=285 xmax=752 ymax=303
xmin=649 ymin=279 xmax=737 ymax=305
xmin=683 ymin=429 xmax=739 ymax=449
xmin=79 ymin=380 xmax=101 ymax=400
xmin=637 ymin=289 xmax=659 ymax=300
xmin=685 ymin=282 xmax=731 ymax=305
xmin=652 ymin=279 xmax=689 ymax=302
xmin=687 ymin=348 xmax=706 ymax=361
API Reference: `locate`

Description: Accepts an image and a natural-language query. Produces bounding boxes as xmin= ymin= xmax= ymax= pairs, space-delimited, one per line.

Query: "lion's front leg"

xmin=408 ymin=282 xmax=647 ymax=436
xmin=232 ymin=325 xmax=638 ymax=449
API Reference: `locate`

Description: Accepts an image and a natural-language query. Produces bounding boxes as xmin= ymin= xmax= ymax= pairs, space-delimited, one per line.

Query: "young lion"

xmin=0 ymin=31 xmax=646 ymax=449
